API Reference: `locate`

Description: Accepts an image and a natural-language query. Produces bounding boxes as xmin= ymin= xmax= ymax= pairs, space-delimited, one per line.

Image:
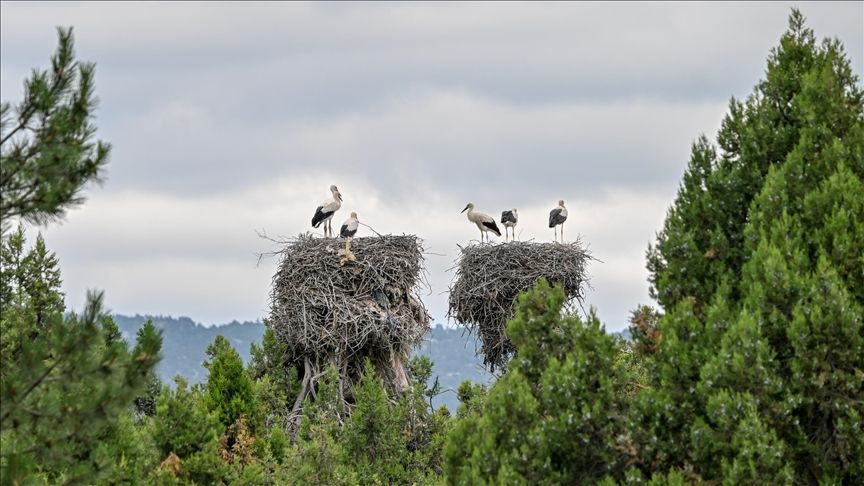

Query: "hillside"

xmin=113 ymin=315 xmax=493 ymax=411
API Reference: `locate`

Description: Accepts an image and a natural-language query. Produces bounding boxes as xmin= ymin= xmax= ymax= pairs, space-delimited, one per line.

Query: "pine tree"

xmin=640 ymin=9 xmax=863 ymax=482
xmin=444 ymin=279 xmax=631 ymax=484
xmin=203 ymin=335 xmax=261 ymax=433
xmin=134 ymin=321 xmax=164 ymax=417
xmin=0 ymin=27 xmax=110 ymax=233
xmin=341 ymin=361 xmax=407 ymax=484
xmin=0 ymin=227 xmax=64 ymax=378
xmin=0 ymin=28 xmax=163 ymax=483
xmin=0 ymin=290 xmax=162 ymax=482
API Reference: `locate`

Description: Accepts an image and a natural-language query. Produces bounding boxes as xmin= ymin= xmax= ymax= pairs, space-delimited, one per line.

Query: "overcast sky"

xmin=2 ymin=2 xmax=862 ymax=331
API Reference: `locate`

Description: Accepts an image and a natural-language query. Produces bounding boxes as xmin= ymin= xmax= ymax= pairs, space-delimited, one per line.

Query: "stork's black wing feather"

xmin=311 ymin=206 xmax=332 ymax=228
xmin=482 ymin=220 xmax=501 ymax=236
xmin=340 ymin=224 xmax=357 ymax=238
xmin=501 ymin=210 xmax=517 ymax=224
xmin=549 ymin=208 xmax=567 ymax=227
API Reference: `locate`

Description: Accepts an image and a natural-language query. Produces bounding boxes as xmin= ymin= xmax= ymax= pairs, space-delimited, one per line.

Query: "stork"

xmin=500 ymin=208 xmax=518 ymax=242
xmin=311 ymin=185 xmax=343 ymax=237
xmin=549 ymin=199 xmax=568 ymax=243
xmin=340 ymin=212 xmax=359 ymax=239
xmin=462 ymin=202 xmax=501 ymax=244
xmin=338 ymin=212 xmax=359 ymax=264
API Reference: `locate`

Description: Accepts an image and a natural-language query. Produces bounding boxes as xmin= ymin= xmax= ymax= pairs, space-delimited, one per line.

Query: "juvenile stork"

xmin=462 ymin=202 xmax=501 ymax=244
xmin=549 ymin=199 xmax=568 ymax=243
xmin=339 ymin=212 xmax=359 ymax=239
xmin=500 ymin=208 xmax=518 ymax=242
xmin=338 ymin=212 xmax=359 ymax=263
xmin=311 ymin=185 xmax=343 ymax=237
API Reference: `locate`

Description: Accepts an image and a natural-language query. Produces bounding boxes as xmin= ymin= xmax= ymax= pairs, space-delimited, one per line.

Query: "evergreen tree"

xmin=639 ymin=10 xmax=863 ymax=482
xmin=0 ymin=290 xmax=162 ymax=482
xmin=248 ymin=326 xmax=299 ymax=430
xmin=203 ymin=335 xmax=261 ymax=432
xmin=341 ymin=361 xmax=408 ymax=484
xmin=0 ymin=28 xmax=163 ymax=483
xmin=445 ymin=279 xmax=631 ymax=484
xmin=0 ymin=27 xmax=110 ymax=233
xmin=0 ymin=227 xmax=64 ymax=378
xmin=134 ymin=321 xmax=164 ymax=418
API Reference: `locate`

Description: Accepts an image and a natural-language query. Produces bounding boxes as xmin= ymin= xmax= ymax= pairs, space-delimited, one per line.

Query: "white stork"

xmin=462 ymin=202 xmax=501 ymax=244
xmin=340 ymin=212 xmax=359 ymax=239
xmin=500 ymin=208 xmax=518 ymax=242
xmin=311 ymin=185 xmax=343 ymax=237
xmin=549 ymin=199 xmax=568 ymax=243
xmin=338 ymin=212 xmax=359 ymax=263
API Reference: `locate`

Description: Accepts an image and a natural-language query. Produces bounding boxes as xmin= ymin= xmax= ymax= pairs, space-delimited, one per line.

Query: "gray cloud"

xmin=2 ymin=2 xmax=861 ymax=329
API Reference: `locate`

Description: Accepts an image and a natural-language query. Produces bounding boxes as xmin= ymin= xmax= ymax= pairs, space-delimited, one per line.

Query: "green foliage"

xmin=134 ymin=321 xmax=164 ymax=417
xmin=204 ymin=335 xmax=260 ymax=432
xmin=640 ymin=9 xmax=864 ymax=483
xmin=0 ymin=27 xmax=110 ymax=232
xmin=0 ymin=227 xmax=64 ymax=377
xmin=0 ymin=290 xmax=162 ymax=483
xmin=248 ymin=326 xmax=298 ymax=430
xmin=152 ymin=377 xmax=221 ymax=460
xmin=99 ymin=414 xmax=161 ymax=484
xmin=445 ymin=279 xmax=631 ymax=484
xmin=342 ymin=361 xmax=408 ymax=483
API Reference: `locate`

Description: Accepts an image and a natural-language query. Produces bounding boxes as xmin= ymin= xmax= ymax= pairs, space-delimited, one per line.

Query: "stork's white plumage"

xmin=311 ymin=185 xmax=343 ymax=237
xmin=501 ymin=208 xmax=518 ymax=242
xmin=340 ymin=212 xmax=359 ymax=239
xmin=549 ymin=199 xmax=568 ymax=243
xmin=462 ymin=202 xmax=501 ymax=244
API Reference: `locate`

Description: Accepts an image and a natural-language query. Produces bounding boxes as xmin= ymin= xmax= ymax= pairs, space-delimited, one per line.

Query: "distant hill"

xmin=113 ymin=315 xmax=491 ymax=411
xmin=114 ymin=315 xmax=629 ymax=412
xmin=113 ymin=315 xmax=267 ymax=385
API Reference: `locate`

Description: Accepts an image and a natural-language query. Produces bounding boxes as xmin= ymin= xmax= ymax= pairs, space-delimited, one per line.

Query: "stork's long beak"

xmin=337 ymin=193 xmax=343 ymax=202
xmin=461 ymin=205 xmax=469 ymax=213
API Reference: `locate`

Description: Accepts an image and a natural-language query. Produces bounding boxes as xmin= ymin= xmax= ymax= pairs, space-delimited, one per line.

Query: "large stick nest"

xmin=269 ymin=235 xmax=430 ymax=363
xmin=448 ymin=240 xmax=592 ymax=372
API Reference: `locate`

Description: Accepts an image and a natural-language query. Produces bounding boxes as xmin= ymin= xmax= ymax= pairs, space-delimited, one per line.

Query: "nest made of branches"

xmin=447 ymin=239 xmax=592 ymax=372
xmin=269 ymin=234 xmax=429 ymax=360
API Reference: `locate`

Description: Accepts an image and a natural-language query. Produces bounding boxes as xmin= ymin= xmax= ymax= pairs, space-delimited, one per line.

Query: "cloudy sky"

xmin=1 ymin=2 xmax=861 ymax=331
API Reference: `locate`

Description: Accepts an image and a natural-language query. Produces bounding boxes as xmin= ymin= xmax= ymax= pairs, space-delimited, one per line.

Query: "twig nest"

xmin=269 ymin=234 xmax=429 ymax=369
xmin=448 ymin=240 xmax=592 ymax=372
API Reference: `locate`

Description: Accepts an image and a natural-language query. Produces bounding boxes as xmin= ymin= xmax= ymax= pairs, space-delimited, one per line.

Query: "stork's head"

xmin=350 ymin=211 xmax=358 ymax=219
xmin=512 ymin=208 xmax=518 ymax=215
xmin=461 ymin=202 xmax=474 ymax=213
xmin=330 ymin=185 xmax=343 ymax=202
xmin=559 ymin=199 xmax=565 ymax=207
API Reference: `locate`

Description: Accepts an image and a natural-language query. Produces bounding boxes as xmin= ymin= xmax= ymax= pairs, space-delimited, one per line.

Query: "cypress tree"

xmin=640 ymin=9 xmax=863 ymax=482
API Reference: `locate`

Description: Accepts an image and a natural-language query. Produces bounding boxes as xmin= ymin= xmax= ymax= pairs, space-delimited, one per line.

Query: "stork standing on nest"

xmin=549 ymin=199 xmax=568 ymax=243
xmin=462 ymin=203 xmax=501 ymax=244
xmin=311 ymin=185 xmax=343 ymax=237
xmin=338 ymin=211 xmax=359 ymax=263
xmin=500 ymin=208 xmax=518 ymax=242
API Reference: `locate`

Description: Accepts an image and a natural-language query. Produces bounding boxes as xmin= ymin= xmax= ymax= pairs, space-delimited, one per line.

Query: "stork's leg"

xmin=561 ymin=222 xmax=564 ymax=243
